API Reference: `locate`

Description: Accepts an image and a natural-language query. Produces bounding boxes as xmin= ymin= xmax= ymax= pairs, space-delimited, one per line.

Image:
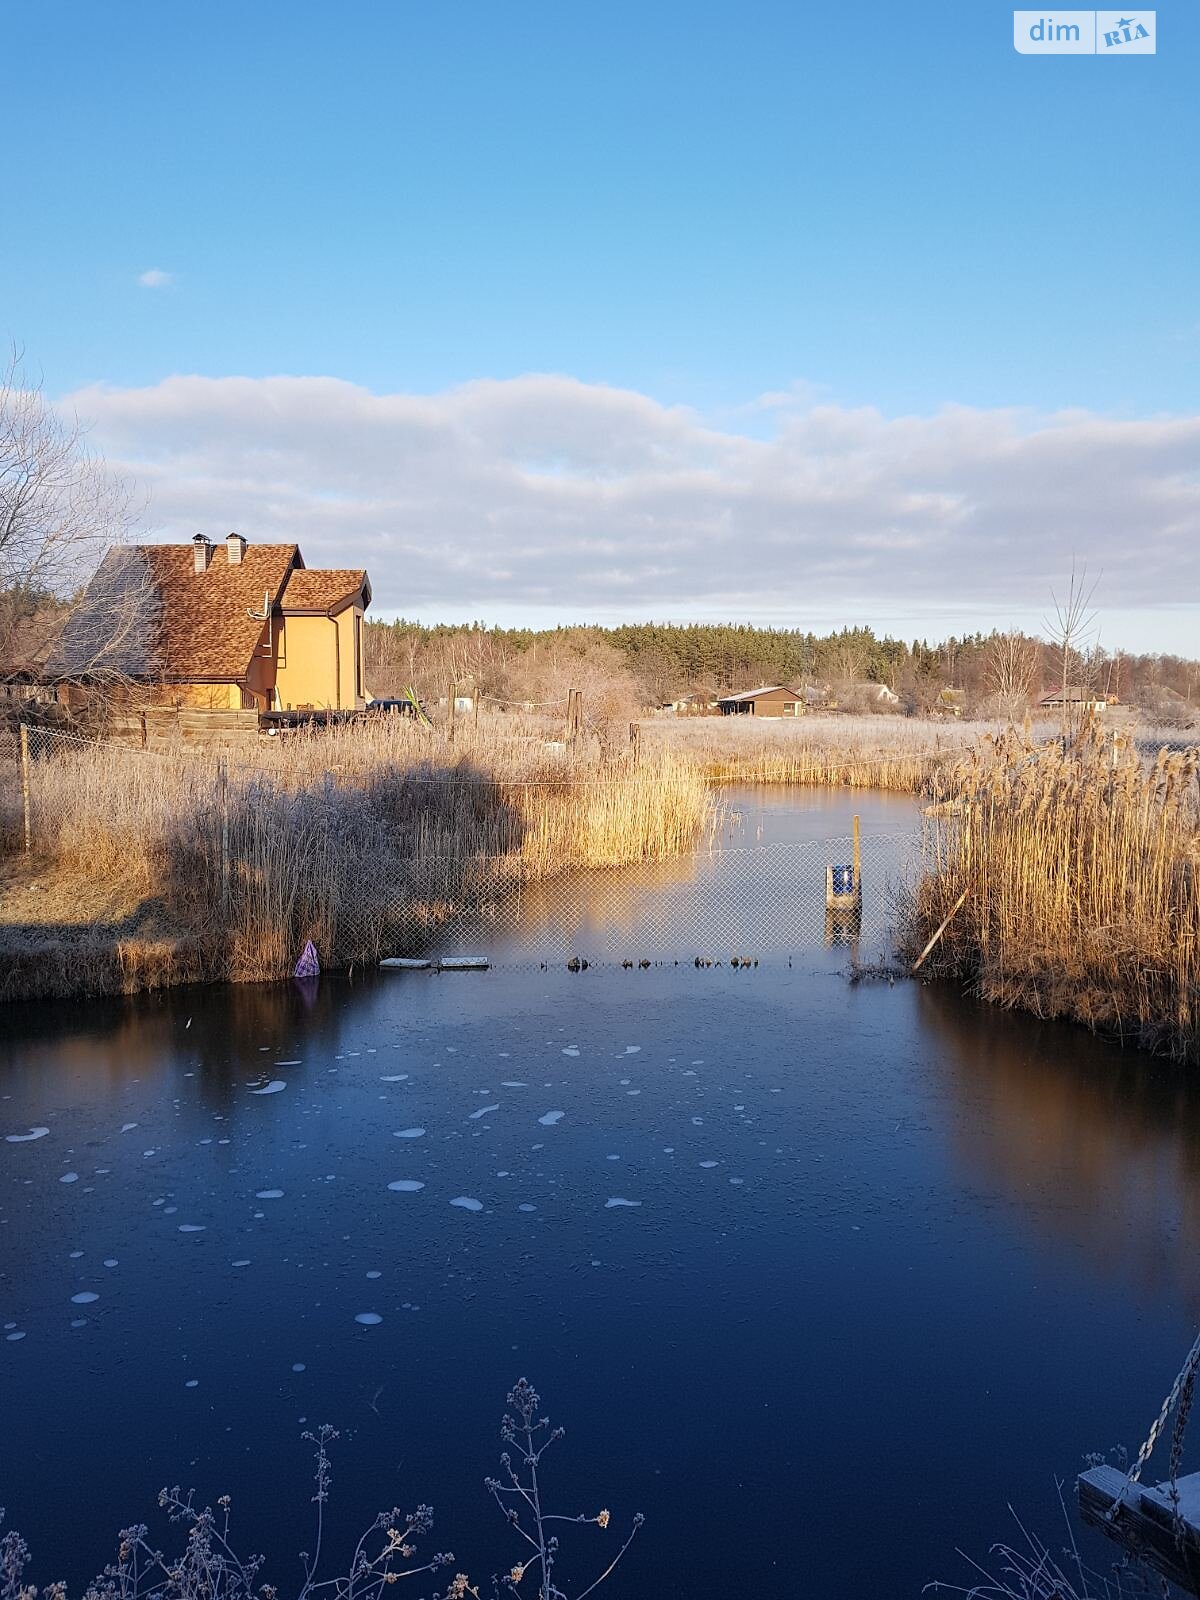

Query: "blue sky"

xmin=3 ymin=1 xmax=1197 ymax=648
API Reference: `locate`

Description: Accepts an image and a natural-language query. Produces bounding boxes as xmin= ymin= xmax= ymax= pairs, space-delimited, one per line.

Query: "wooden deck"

xmin=1078 ymin=1464 xmax=1200 ymax=1594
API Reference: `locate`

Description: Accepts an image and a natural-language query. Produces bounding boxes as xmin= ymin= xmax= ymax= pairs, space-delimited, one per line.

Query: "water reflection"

xmin=921 ymin=981 xmax=1200 ymax=1309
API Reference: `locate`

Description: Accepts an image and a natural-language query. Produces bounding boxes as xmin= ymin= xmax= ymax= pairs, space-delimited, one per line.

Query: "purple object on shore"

xmin=294 ymin=940 xmax=320 ymax=978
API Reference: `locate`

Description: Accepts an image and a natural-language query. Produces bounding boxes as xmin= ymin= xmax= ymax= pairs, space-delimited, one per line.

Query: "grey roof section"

xmin=45 ymin=546 xmax=164 ymax=680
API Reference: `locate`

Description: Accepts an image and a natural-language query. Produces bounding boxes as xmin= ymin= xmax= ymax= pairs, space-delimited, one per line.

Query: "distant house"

xmin=45 ymin=535 xmax=372 ymax=712
xmin=667 ymin=691 xmax=719 ymax=715
xmin=1039 ymin=685 xmax=1111 ymax=715
xmin=717 ymin=685 xmax=804 ymax=718
xmin=937 ymin=688 xmax=967 ymax=717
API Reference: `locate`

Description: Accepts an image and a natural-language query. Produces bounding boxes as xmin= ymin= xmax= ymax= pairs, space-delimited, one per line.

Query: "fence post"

xmin=629 ymin=721 xmax=641 ymax=767
xmin=217 ymin=756 xmax=230 ymax=908
xmin=566 ymin=687 xmax=582 ymax=746
xmin=19 ymin=724 xmax=31 ymax=853
xmin=448 ymin=681 xmax=457 ymax=743
xmin=852 ymin=813 xmax=861 ymax=897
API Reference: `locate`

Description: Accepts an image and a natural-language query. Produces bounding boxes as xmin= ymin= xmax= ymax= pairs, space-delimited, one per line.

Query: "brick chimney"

xmin=192 ymin=534 xmax=213 ymax=573
xmin=226 ymin=532 xmax=248 ymax=565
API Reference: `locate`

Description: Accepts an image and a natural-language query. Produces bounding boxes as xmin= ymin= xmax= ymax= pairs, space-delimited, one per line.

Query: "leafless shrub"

xmin=0 ymin=1381 xmax=642 ymax=1600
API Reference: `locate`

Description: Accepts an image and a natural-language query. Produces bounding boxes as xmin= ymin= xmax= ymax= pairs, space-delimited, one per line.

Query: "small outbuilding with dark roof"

xmin=717 ymin=685 xmax=804 ymax=717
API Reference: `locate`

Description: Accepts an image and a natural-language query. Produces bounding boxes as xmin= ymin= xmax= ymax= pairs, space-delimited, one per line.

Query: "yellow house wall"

xmin=336 ymin=606 xmax=366 ymax=709
xmin=273 ymin=607 xmax=366 ymax=710
xmin=274 ymin=613 xmax=339 ymax=709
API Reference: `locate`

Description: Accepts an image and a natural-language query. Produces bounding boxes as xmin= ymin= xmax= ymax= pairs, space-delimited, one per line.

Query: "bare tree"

xmin=1 ymin=345 xmax=132 ymax=612
xmin=1045 ymin=560 xmax=1100 ymax=740
xmin=1 ymin=346 xmax=147 ymax=704
xmin=985 ymin=630 xmax=1042 ymax=719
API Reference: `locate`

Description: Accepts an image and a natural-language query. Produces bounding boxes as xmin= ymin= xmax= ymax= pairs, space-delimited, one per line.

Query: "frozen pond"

xmin=3 ymin=791 xmax=1200 ymax=1594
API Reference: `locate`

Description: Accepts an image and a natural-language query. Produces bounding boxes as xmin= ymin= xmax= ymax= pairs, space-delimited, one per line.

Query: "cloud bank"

xmin=136 ymin=269 xmax=174 ymax=289
xmin=67 ymin=373 xmax=1200 ymax=633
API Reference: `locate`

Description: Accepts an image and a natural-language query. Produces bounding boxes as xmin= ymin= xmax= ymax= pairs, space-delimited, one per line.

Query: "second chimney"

xmin=192 ymin=534 xmax=213 ymax=573
xmin=226 ymin=532 xmax=247 ymax=565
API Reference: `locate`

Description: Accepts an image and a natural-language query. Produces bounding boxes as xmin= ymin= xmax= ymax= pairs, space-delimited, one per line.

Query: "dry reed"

xmin=903 ymin=723 xmax=1200 ymax=1060
xmin=645 ymin=713 xmax=1019 ymax=792
xmin=2 ymin=717 xmax=714 ymax=994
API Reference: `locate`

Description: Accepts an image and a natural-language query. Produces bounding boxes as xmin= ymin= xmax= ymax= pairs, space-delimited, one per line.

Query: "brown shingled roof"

xmin=281 ymin=568 xmax=369 ymax=614
xmin=49 ymin=542 xmax=300 ymax=681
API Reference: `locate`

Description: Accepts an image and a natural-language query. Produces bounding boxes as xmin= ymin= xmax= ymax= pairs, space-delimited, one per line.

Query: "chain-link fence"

xmin=337 ymin=833 xmax=918 ymax=969
xmin=1 ymin=717 xmax=920 ymax=972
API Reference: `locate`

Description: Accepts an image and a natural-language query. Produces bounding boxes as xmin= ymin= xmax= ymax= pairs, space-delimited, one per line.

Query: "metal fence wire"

xmin=336 ymin=832 xmax=919 ymax=969
xmin=1 ymin=719 xmax=921 ymax=971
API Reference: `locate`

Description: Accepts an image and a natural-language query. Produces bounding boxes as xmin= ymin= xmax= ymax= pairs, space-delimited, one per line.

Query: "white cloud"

xmin=136 ymin=268 xmax=174 ymax=289
xmin=64 ymin=373 xmax=1200 ymax=642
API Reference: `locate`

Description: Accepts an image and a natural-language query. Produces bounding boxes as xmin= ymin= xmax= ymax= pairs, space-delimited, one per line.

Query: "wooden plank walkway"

xmin=1078 ymin=1464 xmax=1200 ymax=1594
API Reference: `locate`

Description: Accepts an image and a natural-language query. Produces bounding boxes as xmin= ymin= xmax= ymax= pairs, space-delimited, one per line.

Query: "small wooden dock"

xmin=1078 ymin=1464 xmax=1200 ymax=1594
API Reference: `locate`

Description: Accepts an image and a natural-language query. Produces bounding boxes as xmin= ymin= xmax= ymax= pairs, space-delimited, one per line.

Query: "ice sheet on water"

xmin=59 ymin=1172 xmax=79 ymax=1183
xmin=519 ymin=1204 xmax=536 ymax=1212
xmin=6 ymin=1331 xmax=26 ymax=1342
xmin=178 ymin=1224 xmax=206 ymax=1232
xmin=250 ymin=1081 xmax=287 ymax=1096
xmin=380 ymin=1074 xmax=409 ymax=1082
xmin=6 ymin=1126 xmax=49 ymax=1143
xmin=605 ymin=1198 xmax=642 ymax=1209
xmin=538 ymin=1111 xmax=565 ymax=1126
xmin=620 ymin=1046 xmax=642 ymax=1056
xmin=450 ymin=1196 xmax=483 ymax=1211
xmin=255 ymin=1189 xmax=284 ymax=1199
xmin=562 ymin=1046 xmax=580 ymax=1057
xmin=394 ymin=1127 xmax=426 ymax=1139
xmin=355 ymin=1312 xmax=382 ymax=1325
xmin=231 ymin=1260 xmax=251 ymax=1267
xmin=276 ymin=1060 xmax=302 ymax=1066
xmin=366 ymin=1270 xmax=382 ymax=1278
xmin=71 ymin=1291 xmax=99 ymax=1304
xmin=292 ymin=1363 xmax=306 ymax=1372
xmin=501 ymin=1081 xmax=528 ymax=1088
xmin=469 ymin=1105 xmax=500 ymax=1119
xmin=120 ymin=1123 xmax=138 ymax=1133
xmin=387 ymin=1180 xmax=425 ymax=1192
xmin=699 ymin=1161 xmax=719 ymax=1169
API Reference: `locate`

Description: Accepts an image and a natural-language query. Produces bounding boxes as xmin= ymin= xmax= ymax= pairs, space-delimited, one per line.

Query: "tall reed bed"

xmin=645 ymin=713 xmax=1010 ymax=792
xmin=8 ymin=719 xmax=713 ymax=991
xmin=904 ymin=725 xmax=1200 ymax=1060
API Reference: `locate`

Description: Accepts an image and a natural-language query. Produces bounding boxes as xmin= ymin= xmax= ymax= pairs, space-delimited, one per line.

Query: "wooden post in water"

xmin=629 ymin=721 xmax=641 ymax=767
xmin=447 ymin=681 xmax=458 ymax=743
xmin=19 ymin=724 xmax=31 ymax=854
xmin=566 ymin=687 xmax=583 ymax=747
xmin=217 ymin=757 xmax=230 ymax=909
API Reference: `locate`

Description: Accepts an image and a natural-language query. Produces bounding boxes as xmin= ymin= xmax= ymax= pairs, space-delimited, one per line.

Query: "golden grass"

xmin=1 ymin=717 xmax=714 ymax=994
xmin=645 ymin=713 xmax=1015 ymax=792
xmin=904 ymin=724 xmax=1200 ymax=1060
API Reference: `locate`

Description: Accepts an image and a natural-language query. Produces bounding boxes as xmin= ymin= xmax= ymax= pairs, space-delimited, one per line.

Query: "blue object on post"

xmin=832 ymin=865 xmax=855 ymax=896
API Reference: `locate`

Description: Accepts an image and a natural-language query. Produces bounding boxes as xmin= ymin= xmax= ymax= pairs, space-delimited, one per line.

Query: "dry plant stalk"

xmin=645 ymin=713 xmax=1011 ymax=793
xmin=7 ymin=716 xmax=714 ymax=989
xmin=903 ymin=723 xmax=1200 ymax=1061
